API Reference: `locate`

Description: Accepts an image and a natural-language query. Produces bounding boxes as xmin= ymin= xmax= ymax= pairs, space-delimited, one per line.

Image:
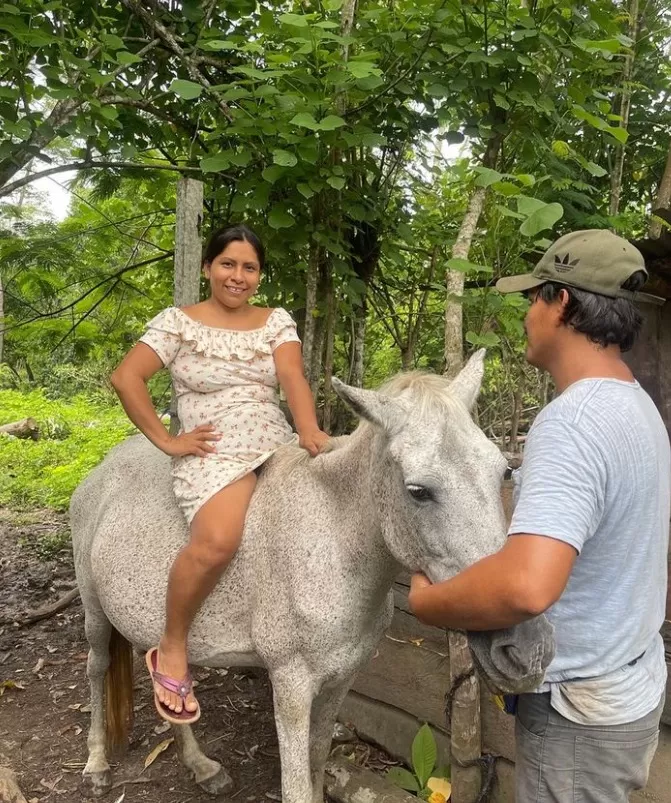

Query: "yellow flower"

xmin=428 ymin=793 xmax=446 ymax=803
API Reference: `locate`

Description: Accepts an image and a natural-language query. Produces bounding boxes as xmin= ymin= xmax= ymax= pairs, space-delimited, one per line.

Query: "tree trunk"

xmin=444 ymin=186 xmax=487 ymax=378
xmin=303 ymin=203 xmax=322 ymax=384
xmin=508 ymin=380 xmax=524 ymax=453
xmin=609 ymin=0 xmax=640 ymax=219
xmin=171 ymin=177 xmax=203 ymax=434
xmin=0 ymin=268 xmax=4 ymax=364
xmin=448 ymin=631 xmax=481 ymax=803
xmin=444 ymin=136 xmax=501 ymax=379
xmin=322 ymin=272 xmax=337 ymax=432
xmin=650 ymin=139 xmax=671 ymax=239
xmin=351 ymin=305 xmax=367 ymax=387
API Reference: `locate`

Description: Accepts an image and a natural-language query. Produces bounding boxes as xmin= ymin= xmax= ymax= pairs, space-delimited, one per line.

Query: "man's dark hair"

xmin=536 ymin=270 xmax=646 ymax=352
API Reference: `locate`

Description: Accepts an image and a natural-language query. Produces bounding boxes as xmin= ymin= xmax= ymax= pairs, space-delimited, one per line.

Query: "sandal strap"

xmin=150 ymin=669 xmax=193 ymax=700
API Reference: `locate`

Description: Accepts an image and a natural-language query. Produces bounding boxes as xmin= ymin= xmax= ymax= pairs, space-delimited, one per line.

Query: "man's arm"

xmin=409 ymin=533 xmax=577 ymax=630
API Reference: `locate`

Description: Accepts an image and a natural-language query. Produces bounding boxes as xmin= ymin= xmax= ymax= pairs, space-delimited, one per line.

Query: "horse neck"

xmin=322 ymin=425 xmax=401 ymax=593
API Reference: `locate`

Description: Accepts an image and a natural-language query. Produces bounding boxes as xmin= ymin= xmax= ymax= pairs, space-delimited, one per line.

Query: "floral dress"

xmin=139 ymin=306 xmax=300 ymax=524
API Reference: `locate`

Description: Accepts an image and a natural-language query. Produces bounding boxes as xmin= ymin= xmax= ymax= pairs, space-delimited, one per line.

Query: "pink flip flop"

xmin=145 ymin=647 xmax=201 ymax=725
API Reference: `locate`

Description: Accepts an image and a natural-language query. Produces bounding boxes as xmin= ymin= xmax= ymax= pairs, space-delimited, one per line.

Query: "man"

xmin=409 ymin=230 xmax=670 ymax=802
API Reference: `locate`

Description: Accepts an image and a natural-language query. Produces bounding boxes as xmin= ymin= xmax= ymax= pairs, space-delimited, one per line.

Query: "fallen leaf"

xmin=113 ymin=793 xmax=125 ymax=803
xmin=0 ymin=679 xmax=25 ymax=696
xmin=410 ymin=638 xmax=425 ymax=647
xmin=46 ymin=645 xmax=58 ymax=653
xmin=32 ymin=657 xmax=45 ymax=674
xmin=67 ymin=703 xmax=82 ymax=710
xmin=153 ymin=721 xmax=171 ymax=735
xmin=143 ymin=737 xmax=174 ymax=769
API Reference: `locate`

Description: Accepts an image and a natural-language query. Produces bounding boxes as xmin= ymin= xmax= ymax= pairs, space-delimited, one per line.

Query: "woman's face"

xmin=204 ymin=239 xmax=261 ymax=309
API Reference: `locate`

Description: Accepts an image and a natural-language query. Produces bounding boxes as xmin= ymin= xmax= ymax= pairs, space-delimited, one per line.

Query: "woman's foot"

xmin=151 ymin=640 xmax=199 ymax=715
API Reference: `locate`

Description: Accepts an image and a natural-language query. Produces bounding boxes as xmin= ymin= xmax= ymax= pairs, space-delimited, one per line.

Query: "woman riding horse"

xmin=111 ymin=223 xmax=328 ymax=723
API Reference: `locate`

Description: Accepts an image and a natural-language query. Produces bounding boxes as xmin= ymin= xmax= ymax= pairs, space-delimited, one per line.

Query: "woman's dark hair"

xmin=203 ymin=224 xmax=265 ymax=269
xmin=536 ymin=270 xmax=646 ymax=352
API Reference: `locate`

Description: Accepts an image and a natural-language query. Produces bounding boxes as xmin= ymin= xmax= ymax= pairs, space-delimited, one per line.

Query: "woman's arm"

xmin=111 ymin=344 xmax=219 ymax=457
xmin=273 ymin=341 xmax=329 ymax=456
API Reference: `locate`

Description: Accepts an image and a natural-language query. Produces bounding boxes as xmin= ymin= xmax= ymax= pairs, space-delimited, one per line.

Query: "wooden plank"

xmin=351 ymin=633 xmax=449 ymax=728
xmin=339 ymin=691 xmax=451 ymax=767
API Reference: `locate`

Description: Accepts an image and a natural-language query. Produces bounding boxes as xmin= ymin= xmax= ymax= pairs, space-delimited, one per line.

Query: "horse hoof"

xmin=198 ymin=767 xmax=234 ymax=796
xmin=83 ymin=769 xmax=112 ymax=796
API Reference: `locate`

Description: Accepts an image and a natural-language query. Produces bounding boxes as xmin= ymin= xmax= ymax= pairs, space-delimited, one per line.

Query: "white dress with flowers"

xmin=139 ymin=306 xmax=300 ymax=524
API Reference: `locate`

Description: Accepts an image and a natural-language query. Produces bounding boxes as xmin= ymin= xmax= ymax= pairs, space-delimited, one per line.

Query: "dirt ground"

xmin=0 ymin=510 xmax=393 ymax=803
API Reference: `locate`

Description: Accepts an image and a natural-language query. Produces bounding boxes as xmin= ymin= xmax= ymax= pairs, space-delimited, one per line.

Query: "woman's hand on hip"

xmin=299 ymin=428 xmax=330 ymax=457
xmin=161 ymin=425 xmax=221 ymax=458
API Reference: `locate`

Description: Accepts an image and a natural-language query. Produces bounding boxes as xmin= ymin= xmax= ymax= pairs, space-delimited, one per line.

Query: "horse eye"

xmin=406 ymin=484 xmax=434 ymax=503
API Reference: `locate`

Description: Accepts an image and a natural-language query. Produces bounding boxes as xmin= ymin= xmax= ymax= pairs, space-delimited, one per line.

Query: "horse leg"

xmin=82 ymin=606 xmax=113 ymax=795
xmin=309 ymin=679 xmax=352 ymax=803
xmin=172 ymin=724 xmax=233 ymax=795
xmin=270 ymin=662 xmax=315 ymax=803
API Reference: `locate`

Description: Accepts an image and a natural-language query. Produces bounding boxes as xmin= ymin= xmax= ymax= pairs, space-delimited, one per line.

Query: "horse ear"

xmin=449 ymin=349 xmax=486 ymax=411
xmin=332 ymin=377 xmax=402 ymax=430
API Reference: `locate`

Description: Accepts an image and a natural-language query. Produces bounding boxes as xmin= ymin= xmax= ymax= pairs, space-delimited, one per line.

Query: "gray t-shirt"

xmin=510 ymin=378 xmax=670 ymax=725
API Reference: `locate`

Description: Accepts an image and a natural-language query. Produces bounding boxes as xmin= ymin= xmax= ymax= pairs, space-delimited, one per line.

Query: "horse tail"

xmin=104 ymin=626 xmax=134 ymax=754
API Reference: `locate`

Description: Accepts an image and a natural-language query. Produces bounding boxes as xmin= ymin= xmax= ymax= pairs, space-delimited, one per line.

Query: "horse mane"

xmin=267 ymin=370 xmax=470 ymax=476
xmin=374 ymin=370 xmax=471 ymax=423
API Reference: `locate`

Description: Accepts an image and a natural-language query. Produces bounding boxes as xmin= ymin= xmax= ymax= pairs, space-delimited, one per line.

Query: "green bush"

xmin=0 ymin=390 xmax=135 ymax=510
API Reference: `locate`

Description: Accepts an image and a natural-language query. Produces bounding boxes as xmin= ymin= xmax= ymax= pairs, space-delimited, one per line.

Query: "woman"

xmin=110 ymin=223 xmax=329 ymax=724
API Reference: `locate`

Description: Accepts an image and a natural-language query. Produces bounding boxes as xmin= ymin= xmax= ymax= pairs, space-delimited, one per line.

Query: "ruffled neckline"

xmin=146 ymin=305 xmax=295 ymax=363
xmin=172 ymin=306 xmax=278 ymax=334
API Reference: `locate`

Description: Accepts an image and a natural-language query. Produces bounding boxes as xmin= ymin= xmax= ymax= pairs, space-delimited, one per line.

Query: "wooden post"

xmin=170 ymin=177 xmax=203 ymax=434
xmin=448 ymin=631 xmax=481 ymax=803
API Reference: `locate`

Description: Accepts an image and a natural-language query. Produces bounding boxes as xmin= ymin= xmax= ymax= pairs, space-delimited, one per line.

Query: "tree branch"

xmin=120 ymin=0 xmax=234 ymax=122
xmin=6 ymin=252 xmax=173 ymax=331
xmin=0 ymin=161 xmax=203 ymax=199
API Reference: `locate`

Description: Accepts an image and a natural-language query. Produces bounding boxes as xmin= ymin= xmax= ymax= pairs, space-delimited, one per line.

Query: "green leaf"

xmin=492 ymin=181 xmax=520 ymax=197
xmin=347 ymin=61 xmax=379 ymax=79
xmin=519 ymin=202 xmax=564 ymax=237
xmin=516 ymin=196 xmax=549 ymax=217
xmin=327 ymin=176 xmax=345 ymax=190
xmin=319 ymin=114 xmax=347 ymax=130
xmin=474 ymin=167 xmax=503 ymax=187
xmin=607 ymin=126 xmax=629 ymax=144
xmin=297 ymin=183 xmax=314 ymax=199
xmin=200 ymin=155 xmax=231 ymax=173
xmin=268 ymin=207 xmax=295 ymax=229
xmin=290 ymin=112 xmax=320 ymax=130
xmin=387 ymin=767 xmax=420 ymax=793
xmin=262 ymin=165 xmax=285 ymax=183
xmin=115 ymin=50 xmax=143 ymax=65
xmin=169 ymin=79 xmax=203 ymax=100
xmin=446 ymin=258 xmax=493 ymax=274
xmin=466 ymin=331 xmax=500 ymax=347
xmin=584 ymin=161 xmax=608 ymax=177
xmin=412 ymin=724 xmax=437 ymax=788
xmin=101 ymin=34 xmax=125 ymax=50
xmin=200 ymin=39 xmax=239 ymax=51
xmin=279 ymin=12 xmax=309 ymax=27
xmin=273 ymin=149 xmax=298 ymax=167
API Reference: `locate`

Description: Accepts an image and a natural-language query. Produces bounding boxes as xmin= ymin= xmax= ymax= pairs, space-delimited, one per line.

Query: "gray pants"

xmin=515 ymin=692 xmax=663 ymax=803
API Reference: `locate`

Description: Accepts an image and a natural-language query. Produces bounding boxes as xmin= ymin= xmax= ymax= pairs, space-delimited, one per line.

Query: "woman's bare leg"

xmin=153 ymin=472 xmax=257 ymax=713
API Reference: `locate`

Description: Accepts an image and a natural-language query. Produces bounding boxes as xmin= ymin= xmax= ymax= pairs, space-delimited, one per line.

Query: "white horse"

xmin=71 ymin=352 xmax=554 ymax=802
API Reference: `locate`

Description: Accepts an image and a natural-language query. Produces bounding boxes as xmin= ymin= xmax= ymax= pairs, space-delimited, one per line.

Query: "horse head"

xmin=333 ymin=351 xmax=555 ymax=694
